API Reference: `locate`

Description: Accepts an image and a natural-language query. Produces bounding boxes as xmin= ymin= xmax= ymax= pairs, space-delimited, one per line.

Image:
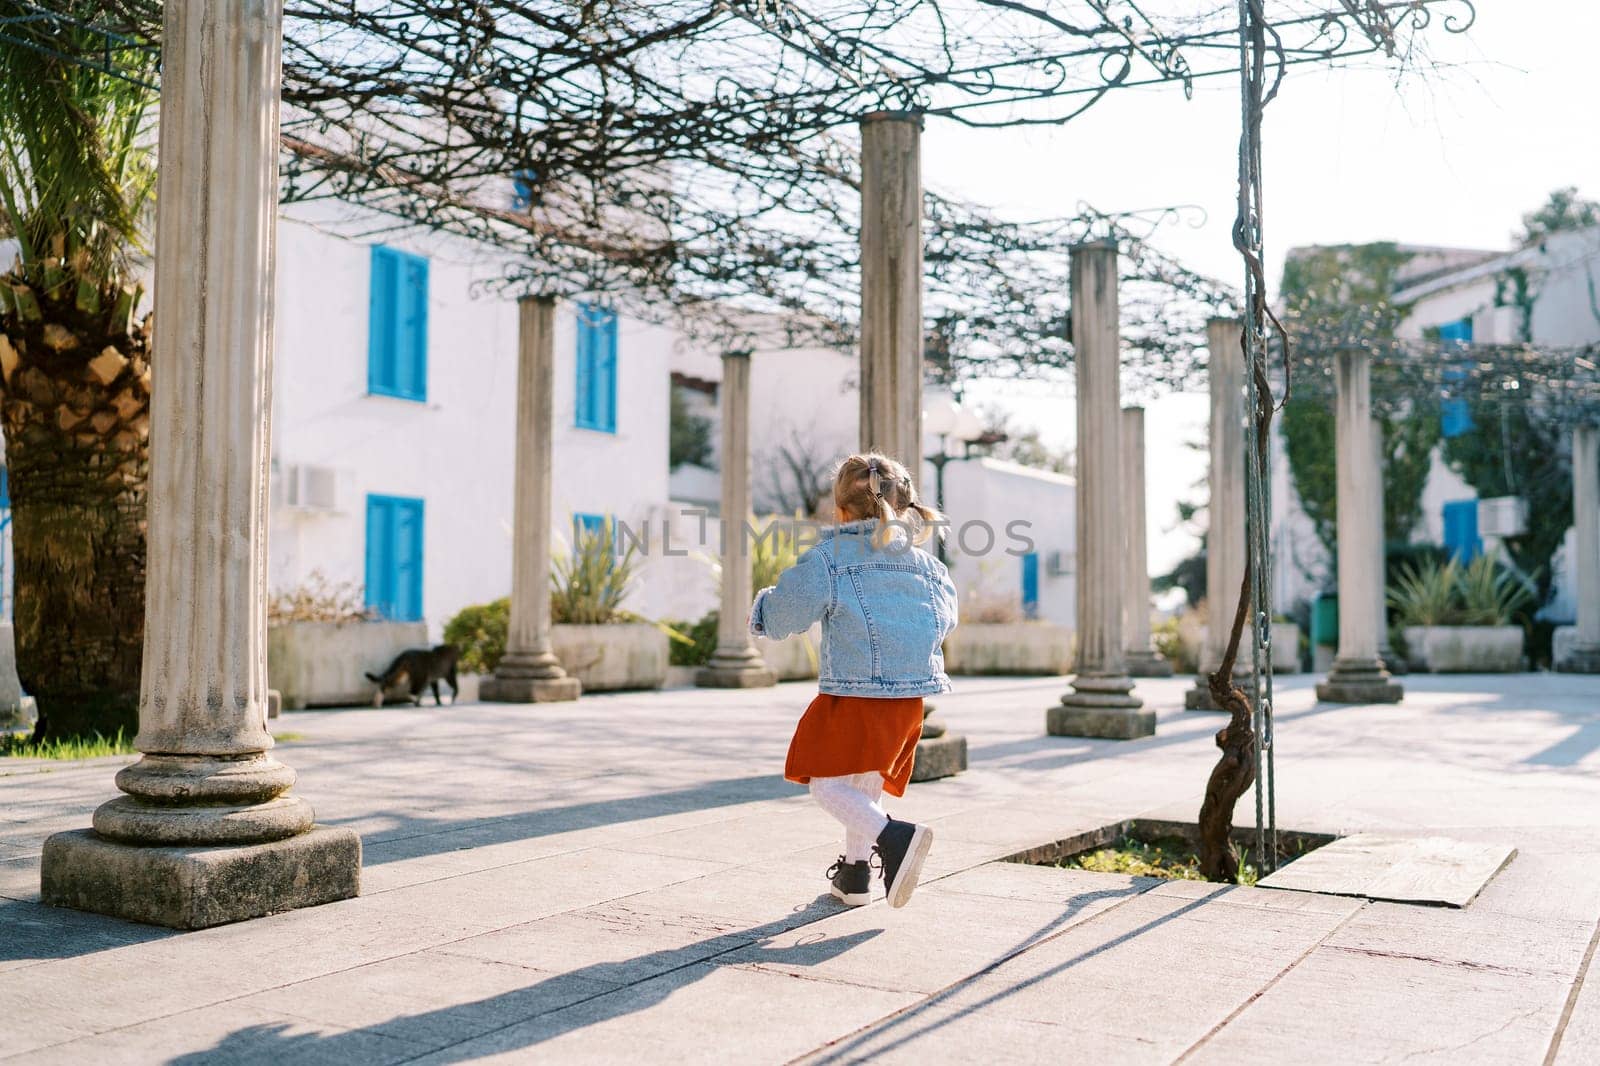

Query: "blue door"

xmin=1442 ymin=499 xmax=1481 ymax=562
xmin=1021 ymin=552 xmax=1040 ymax=619
xmin=366 ymin=495 xmax=425 ymax=621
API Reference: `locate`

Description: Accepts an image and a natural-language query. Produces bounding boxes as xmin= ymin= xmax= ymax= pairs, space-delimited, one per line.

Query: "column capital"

xmin=860 ymin=109 xmax=925 ymax=127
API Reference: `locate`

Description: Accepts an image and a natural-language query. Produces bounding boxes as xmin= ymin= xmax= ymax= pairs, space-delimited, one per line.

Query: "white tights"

xmin=810 ymin=772 xmax=890 ymax=862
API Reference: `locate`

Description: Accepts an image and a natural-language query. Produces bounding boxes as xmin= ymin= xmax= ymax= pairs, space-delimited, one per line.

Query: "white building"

xmin=1270 ymin=229 xmax=1600 ymax=621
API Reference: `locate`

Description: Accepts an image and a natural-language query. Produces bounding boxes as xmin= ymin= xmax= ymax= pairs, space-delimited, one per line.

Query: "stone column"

xmin=1372 ymin=419 xmax=1402 ymax=673
xmin=858 ymin=111 xmax=923 ymax=464
xmin=1187 ymin=319 xmax=1250 ymax=710
xmin=482 ymin=297 xmax=581 ymax=702
xmin=858 ymin=111 xmax=966 ymax=779
xmin=1122 ymin=407 xmax=1170 ymax=677
xmin=698 ymin=352 xmax=776 ymax=688
xmin=1317 ymin=348 xmax=1403 ymax=703
xmin=1049 ymin=242 xmax=1153 ymax=739
xmin=41 ymin=0 xmax=360 ymax=929
xmin=1561 ymin=424 xmax=1600 ymax=672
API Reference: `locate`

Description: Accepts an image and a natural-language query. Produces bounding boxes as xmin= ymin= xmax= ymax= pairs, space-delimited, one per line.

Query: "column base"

xmin=41 ymin=825 xmax=361 ymax=930
xmin=1048 ymin=674 xmax=1153 ymax=739
xmin=1378 ymin=645 xmax=1409 ymax=675
xmin=1316 ymin=657 xmax=1403 ymax=704
xmin=480 ymin=674 xmax=582 ymax=703
xmin=1556 ymin=644 xmax=1600 ymax=673
xmin=910 ymin=733 xmax=967 ymax=782
xmin=695 ymin=649 xmax=776 ymax=688
xmin=1125 ymin=648 xmax=1173 ymax=678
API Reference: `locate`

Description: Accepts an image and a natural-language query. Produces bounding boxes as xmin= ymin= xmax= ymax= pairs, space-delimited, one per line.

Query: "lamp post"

xmin=922 ymin=397 xmax=997 ymax=564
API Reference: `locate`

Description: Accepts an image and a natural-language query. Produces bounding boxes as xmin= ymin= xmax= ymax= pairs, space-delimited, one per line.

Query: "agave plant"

xmin=1387 ymin=557 xmax=1462 ymax=628
xmin=550 ymin=517 xmax=641 ymax=625
xmin=1456 ymin=555 xmax=1536 ymax=626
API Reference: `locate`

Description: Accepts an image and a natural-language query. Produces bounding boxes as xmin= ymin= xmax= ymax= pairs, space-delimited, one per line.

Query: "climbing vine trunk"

xmin=0 ymin=268 xmax=151 ymax=739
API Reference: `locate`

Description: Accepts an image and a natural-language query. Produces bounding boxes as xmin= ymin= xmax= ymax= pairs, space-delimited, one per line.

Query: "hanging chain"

xmin=1235 ymin=0 xmax=1281 ymax=876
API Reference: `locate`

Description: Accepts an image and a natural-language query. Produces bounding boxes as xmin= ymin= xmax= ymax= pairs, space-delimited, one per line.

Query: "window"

xmin=1442 ymin=499 xmax=1481 ymax=562
xmin=1021 ymin=552 xmax=1040 ymax=620
xmin=575 ymin=303 xmax=618 ymax=433
xmin=366 ymin=494 xmax=425 ymax=622
xmin=1437 ymin=317 xmax=1474 ymax=439
xmin=368 ymin=245 xmax=429 ymax=402
xmin=511 ymin=168 xmax=538 ymax=211
xmin=573 ymin=512 xmax=606 ymax=541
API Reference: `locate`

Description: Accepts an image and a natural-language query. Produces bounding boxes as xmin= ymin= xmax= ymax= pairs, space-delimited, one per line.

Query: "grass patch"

xmin=1060 ymin=834 xmax=1260 ymax=886
xmin=272 ymin=732 xmax=306 ymax=743
xmin=0 ymin=728 xmax=137 ymax=760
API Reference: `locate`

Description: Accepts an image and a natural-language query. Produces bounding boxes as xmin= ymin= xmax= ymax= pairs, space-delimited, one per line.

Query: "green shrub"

xmin=666 ymin=612 xmax=719 ymax=666
xmin=444 ymin=598 xmax=509 ymax=673
xmin=1387 ymin=557 xmax=1462 ymax=627
xmin=1152 ymin=615 xmax=1197 ymax=674
xmin=751 ymin=519 xmax=802 ymax=592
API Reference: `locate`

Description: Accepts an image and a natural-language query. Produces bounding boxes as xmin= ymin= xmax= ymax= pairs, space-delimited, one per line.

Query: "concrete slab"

xmin=1186 ymin=944 xmax=1570 ymax=1065
xmin=1258 ymin=833 xmax=1517 ymax=907
xmin=3 ymin=674 xmax=1600 ymax=1062
xmin=251 ymin=949 xmax=616 ymax=1051
xmin=403 ymin=961 xmax=919 ymax=1065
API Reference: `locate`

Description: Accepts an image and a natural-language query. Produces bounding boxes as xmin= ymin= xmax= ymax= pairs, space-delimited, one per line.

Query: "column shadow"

xmin=165 ymin=899 xmax=880 ymax=1064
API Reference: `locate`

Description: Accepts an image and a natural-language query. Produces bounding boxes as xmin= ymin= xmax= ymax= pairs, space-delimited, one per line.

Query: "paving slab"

xmin=250 ymin=949 xmax=617 ymax=1052
xmin=2 ymin=674 xmax=1599 ymax=1063
xmin=1258 ymin=832 xmax=1517 ymax=906
xmin=1185 ymin=943 xmax=1571 ymax=1065
xmin=403 ymin=961 xmax=920 ymax=1065
xmin=1551 ymin=923 xmax=1600 ymax=1066
xmin=812 ymin=874 xmax=1361 ymax=1063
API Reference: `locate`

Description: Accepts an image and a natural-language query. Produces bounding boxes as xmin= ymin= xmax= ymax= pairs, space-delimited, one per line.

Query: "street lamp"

xmin=922 ymin=396 xmax=1002 ymax=563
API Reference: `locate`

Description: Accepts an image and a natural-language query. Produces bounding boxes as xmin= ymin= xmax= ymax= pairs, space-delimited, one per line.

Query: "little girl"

xmin=749 ymin=453 xmax=958 ymax=909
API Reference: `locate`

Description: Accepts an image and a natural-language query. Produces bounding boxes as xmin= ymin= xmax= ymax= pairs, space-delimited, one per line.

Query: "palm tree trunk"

xmin=1 ymin=269 xmax=150 ymax=739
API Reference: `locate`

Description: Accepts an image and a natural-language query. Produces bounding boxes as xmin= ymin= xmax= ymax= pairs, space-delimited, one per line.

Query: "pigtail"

xmin=835 ymin=452 xmax=940 ymax=549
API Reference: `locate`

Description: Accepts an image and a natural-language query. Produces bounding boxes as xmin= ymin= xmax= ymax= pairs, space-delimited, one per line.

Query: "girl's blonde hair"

xmin=833 ymin=452 xmax=944 ymax=546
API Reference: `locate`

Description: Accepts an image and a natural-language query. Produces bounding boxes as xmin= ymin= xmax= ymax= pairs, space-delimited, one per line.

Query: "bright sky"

xmin=922 ymin=0 xmax=1600 ymax=574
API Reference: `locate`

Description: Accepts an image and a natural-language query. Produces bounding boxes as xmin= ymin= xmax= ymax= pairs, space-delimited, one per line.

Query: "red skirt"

xmin=784 ymin=693 xmax=924 ymax=798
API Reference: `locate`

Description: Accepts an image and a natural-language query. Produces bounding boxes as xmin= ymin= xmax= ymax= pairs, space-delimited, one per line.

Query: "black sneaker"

xmin=825 ymin=856 xmax=872 ymax=906
xmin=874 ymin=818 xmax=934 ymax=908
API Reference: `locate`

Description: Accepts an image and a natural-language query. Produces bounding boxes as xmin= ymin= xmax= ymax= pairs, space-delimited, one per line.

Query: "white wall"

xmin=936 ymin=457 xmax=1076 ymax=629
xmin=271 ymin=204 xmax=675 ymax=639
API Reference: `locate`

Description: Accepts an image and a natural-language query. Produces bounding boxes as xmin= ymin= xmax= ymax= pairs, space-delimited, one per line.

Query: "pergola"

xmin=20 ymin=0 xmax=1478 ymax=925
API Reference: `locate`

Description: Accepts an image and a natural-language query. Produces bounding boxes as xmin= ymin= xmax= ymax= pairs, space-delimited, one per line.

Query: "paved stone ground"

xmin=2 ymin=672 xmax=1599 ymax=1064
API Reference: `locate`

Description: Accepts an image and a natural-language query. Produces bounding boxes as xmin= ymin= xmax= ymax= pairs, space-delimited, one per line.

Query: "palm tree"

xmin=0 ymin=3 xmax=157 ymax=738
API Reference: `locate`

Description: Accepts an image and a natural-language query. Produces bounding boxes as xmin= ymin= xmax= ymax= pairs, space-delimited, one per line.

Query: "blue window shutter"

xmin=1442 ymin=500 xmax=1481 ymax=562
xmin=368 ymin=247 xmax=399 ymax=395
xmin=365 ymin=495 xmax=393 ymax=619
xmin=574 ymin=512 xmax=605 ymax=540
xmin=369 ymin=246 xmax=427 ymax=402
xmin=366 ymin=494 xmax=425 ymax=621
xmin=399 ymin=254 xmax=428 ymax=401
xmin=600 ymin=310 xmax=618 ymax=432
xmin=575 ymin=305 xmax=595 ymax=429
xmin=511 ymin=169 xmax=537 ymax=211
xmin=1440 ymin=361 xmax=1473 ymax=439
xmin=395 ymin=497 xmax=424 ymax=622
xmin=1021 ymin=553 xmax=1040 ymax=619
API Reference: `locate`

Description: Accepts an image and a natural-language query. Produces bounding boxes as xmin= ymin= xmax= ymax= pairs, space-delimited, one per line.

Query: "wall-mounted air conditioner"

xmin=277 ymin=464 xmax=345 ymax=514
xmin=1478 ymin=496 xmax=1527 ymax=538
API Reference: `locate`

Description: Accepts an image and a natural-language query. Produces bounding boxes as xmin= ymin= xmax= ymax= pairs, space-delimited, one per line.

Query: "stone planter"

xmin=758 ymin=625 xmax=820 ymax=681
xmin=550 ymin=623 xmax=668 ymax=692
xmin=268 ymin=620 xmax=429 ymax=709
xmin=1272 ymin=622 xmax=1301 ymax=674
xmin=944 ymin=622 xmax=1073 ymax=676
xmin=1403 ymin=625 xmax=1524 ymax=673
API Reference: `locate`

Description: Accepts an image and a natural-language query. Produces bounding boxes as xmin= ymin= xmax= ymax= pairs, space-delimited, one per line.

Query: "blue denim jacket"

xmin=749 ymin=520 xmax=958 ymax=697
